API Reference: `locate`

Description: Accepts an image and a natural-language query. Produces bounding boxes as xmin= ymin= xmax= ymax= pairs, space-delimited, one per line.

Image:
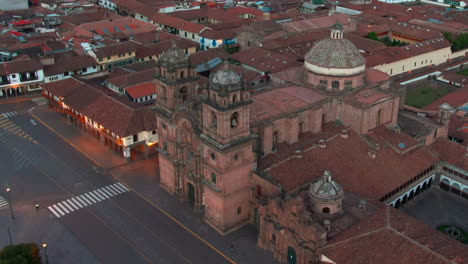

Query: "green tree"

xmin=443 ymin=32 xmax=454 ymax=43
xmin=367 ymin=32 xmax=379 ymax=41
xmin=0 ymin=244 xmax=41 ymax=264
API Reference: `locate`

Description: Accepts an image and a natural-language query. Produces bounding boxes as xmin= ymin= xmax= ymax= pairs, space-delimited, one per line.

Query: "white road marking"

xmin=91 ymin=190 xmax=105 ymax=201
xmin=52 ymin=204 xmax=65 ymax=216
xmin=99 ymin=187 xmax=114 ymax=197
xmin=60 ymin=201 xmax=74 ymax=212
xmin=104 ymin=185 xmax=118 ymax=196
xmin=96 ymin=189 xmax=109 ymax=199
xmin=78 ymin=194 xmax=92 ymax=205
xmin=48 ymin=206 xmax=61 ymax=218
xmin=84 ymin=193 xmax=98 ymax=203
xmin=65 ymin=199 xmax=80 ymax=210
xmin=116 ymin=182 xmax=130 ymax=191
xmin=71 ymin=197 xmax=84 ymax=208
xmin=109 ymin=184 xmax=123 ymax=194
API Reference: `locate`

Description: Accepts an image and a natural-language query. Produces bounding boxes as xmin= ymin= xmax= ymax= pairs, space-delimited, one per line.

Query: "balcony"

xmin=0 ymin=78 xmax=10 ymax=85
xmin=20 ymin=75 xmax=39 ymax=82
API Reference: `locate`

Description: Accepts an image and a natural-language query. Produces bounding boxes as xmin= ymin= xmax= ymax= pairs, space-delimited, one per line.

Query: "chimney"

xmin=318 ymin=139 xmax=326 ymax=148
xmin=359 ymin=200 xmax=367 ymax=211
xmin=295 ymin=149 xmax=303 ymax=159
xmin=340 ymin=129 xmax=349 ymax=139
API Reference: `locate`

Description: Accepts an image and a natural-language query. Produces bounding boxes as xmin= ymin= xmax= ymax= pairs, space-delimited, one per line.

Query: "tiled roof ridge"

xmin=265 ymin=131 xmax=341 ymax=172
xmin=321 ymin=226 xmax=388 ymax=249
xmin=386 ymin=224 xmax=453 ymax=262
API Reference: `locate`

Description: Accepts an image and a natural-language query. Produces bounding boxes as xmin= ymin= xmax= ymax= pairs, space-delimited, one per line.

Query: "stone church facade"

xmin=152 ymin=25 xmax=467 ymax=263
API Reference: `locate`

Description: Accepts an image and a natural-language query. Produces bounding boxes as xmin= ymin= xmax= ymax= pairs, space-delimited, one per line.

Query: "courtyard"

xmin=401 ymin=187 xmax=468 ymax=236
xmin=405 ymin=79 xmax=454 ymax=109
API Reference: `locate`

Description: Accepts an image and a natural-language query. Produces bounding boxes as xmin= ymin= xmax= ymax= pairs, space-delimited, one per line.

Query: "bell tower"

xmin=201 ymin=62 xmax=251 ymax=144
xmin=154 ymin=43 xmax=198 ymax=113
xmin=200 ymin=63 xmax=256 ymax=233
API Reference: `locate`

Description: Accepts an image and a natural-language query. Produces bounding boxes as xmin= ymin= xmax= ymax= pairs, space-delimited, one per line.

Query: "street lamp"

xmin=42 ymin=243 xmax=49 ymax=264
xmin=5 ymin=187 xmax=15 ymax=220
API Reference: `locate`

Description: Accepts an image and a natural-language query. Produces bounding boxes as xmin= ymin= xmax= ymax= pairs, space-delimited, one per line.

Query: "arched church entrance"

xmin=287 ymin=247 xmax=297 ymax=264
xmin=187 ymin=183 xmax=195 ymax=207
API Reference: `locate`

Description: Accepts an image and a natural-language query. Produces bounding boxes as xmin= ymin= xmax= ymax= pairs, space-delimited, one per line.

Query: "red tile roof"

xmin=151 ymin=13 xmax=208 ymax=34
xmin=319 ymin=207 xmax=468 ymax=264
xmin=125 ymin=81 xmax=157 ymax=99
xmin=231 ymin=47 xmax=302 ymax=73
xmin=42 ymin=78 xmax=157 ymax=137
xmin=0 ymin=55 xmax=43 ymax=75
xmin=250 ymin=86 xmax=327 ymax=124
xmin=260 ymin=125 xmax=438 ymax=198
xmin=105 ymin=68 xmax=155 ymax=88
xmin=430 ymin=138 xmax=468 ymax=171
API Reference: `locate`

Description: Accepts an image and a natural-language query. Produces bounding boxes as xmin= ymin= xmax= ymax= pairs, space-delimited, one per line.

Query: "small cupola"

xmin=330 ymin=22 xmax=344 ymax=39
xmin=308 ymin=171 xmax=344 ymax=216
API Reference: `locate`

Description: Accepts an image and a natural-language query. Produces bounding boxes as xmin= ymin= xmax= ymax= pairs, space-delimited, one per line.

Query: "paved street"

xmin=0 ymin=100 xmax=277 ymax=264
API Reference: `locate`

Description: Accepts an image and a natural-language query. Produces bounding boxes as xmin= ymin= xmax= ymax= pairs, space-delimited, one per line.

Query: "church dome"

xmin=159 ymin=43 xmax=189 ymax=68
xmin=304 ymin=24 xmax=366 ymax=77
xmin=309 ymin=171 xmax=344 ymax=201
xmin=210 ymin=62 xmax=241 ymax=86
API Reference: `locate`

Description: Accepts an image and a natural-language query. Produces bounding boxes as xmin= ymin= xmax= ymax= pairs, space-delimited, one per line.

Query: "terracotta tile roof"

xmin=43 ymin=52 xmax=97 ymax=76
xmin=132 ymin=30 xmax=179 ymax=44
xmin=260 ymin=125 xmax=438 ymax=198
xmin=346 ymin=88 xmax=393 ymax=107
xmin=105 ymin=68 xmax=155 ymax=88
xmin=390 ymin=22 xmax=443 ymax=41
xmin=365 ymin=68 xmax=390 ymax=84
xmin=199 ymin=28 xmax=237 ymax=40
xmin=40 ymin=78 xmax=86 ymax=98
xmin=125 ymin=81 xmax=157 ymax=99
xmin=151 ymin=13 xmax=208 ymax=34
xmin=231 ymin=47 xmax=302 ymax=73
xmin=448 ymin=113 xmax=468 ymax=146
xmin=189 ymin=47 xmax=228 ymax=66
xmin=42 ymin=78 xmax=157 ymax=137
xmin=430 ymin=138 xmax=468 ymax=171
xmin=320 ymin=206 xmax=468 ymax=264
xmin=281 ymin=13 xmax=352 ymax=33
xmin=365 ymin=37 xmax=451 ymax=67
xmin=0 ymin=55 xmax=43 ymax=75
xmin=249 ymin=86 xmax=327 ymax=124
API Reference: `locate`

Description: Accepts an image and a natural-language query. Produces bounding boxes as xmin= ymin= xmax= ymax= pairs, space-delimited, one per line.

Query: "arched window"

xmin=230 ymin=112 xmax=238 ymax=128
xmin=180 ymin=71 xmax=184 ymax=78
xmin=211 ymin=111 xmax=217 ymax=128
xmin=211 ymin=173 xmax=217 ymax=184
xmin=256 ymin=185 xmax=262 ymax=196
xmin=376 ymin=109 xmax=382 ymax=126
xmin=161 ymin=86 xmax=167 ymax=102
xmin=232 ymin=94 xmax=237 ymax=103
xmin=332 ymin=81 xmax=340 ymax=90
xmin=322 ymin=207 xmax=330 ymax=214
xmin=273 ymin=131 xmax=278 ymax=144
xmin=299 ymin=122 xmax=304 ymax=134
xmin=179 ymin=87 xmax=188 ymax=102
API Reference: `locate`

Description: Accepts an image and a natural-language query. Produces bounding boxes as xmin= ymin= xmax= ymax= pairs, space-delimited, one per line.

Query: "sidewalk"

xmin=31 ymin=105 xmax=128 ymax=170
xmin=0 ymin=94 xmax=42 ymax=105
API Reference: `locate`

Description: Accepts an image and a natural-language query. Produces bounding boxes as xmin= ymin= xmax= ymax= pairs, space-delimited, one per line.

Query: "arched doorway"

xmin=416 ymin=186 xmax=421 ymax=195
xmin=187 ymin=183 xmax=195 ymax=207
xmin=401 ymin=195 xmax=407 ymax=205
xmin=440 ymin=178 xmax=450 ymax=191
xmin=451 ymin=183 xmax=461 ymax=195
xmin=322 ymin=207 xmax=330 ymax=214
xmin=428 ymin=178 xmax=432 ymax=187
xmin=422 ymin=182 xmax=427 ymax=191
xmin=409 ymin=190 xmax=414 ymax=200
xmin=287 ymin=247 xmax=297 ymax=264
xmin=394 ymin=199 xmax=401 ymax=208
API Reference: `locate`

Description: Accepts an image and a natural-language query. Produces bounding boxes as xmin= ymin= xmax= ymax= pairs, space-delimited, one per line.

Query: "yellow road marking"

xmin=3 ymin=124 xmax=15 ymax=130
xmin=11 ymin=127 xmax=21 ymax=134
xmin=0 ymin=119 xmax=9 ymax=125
xmin=17 ymin=131 xmax=25 ymax=137
xmin=0 ymin=121 xmax=12 ymax=128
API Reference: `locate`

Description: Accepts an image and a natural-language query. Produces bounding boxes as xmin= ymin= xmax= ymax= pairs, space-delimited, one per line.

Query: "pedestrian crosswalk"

xmin=1 ymin=108 xmax=33 ymax=118
xmin=0 ymin=195 xmax=8 ymax=209
xmin=48 ymin=182 xmax=130 ymax=218
xmin=0 ymin=114 xmax=38 ymax=144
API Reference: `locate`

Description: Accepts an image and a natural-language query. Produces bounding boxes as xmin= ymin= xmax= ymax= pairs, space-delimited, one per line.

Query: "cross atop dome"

xmin=330 ymin=22 xmax=344 ymax=39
